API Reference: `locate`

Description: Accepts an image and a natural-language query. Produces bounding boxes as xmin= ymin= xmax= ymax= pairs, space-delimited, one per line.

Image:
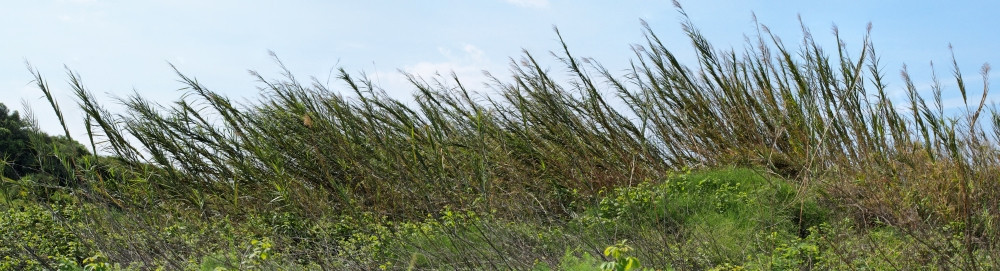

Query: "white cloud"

xmin=406 ymin=44 xmax=491 ymax=86
xmin=503 ymin=0 xmax=549 ymax=9
xmin=368 ymin=44 xmax=495 ymax=102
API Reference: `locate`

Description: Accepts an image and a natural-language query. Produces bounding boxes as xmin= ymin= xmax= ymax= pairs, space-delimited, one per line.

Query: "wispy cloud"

xmin=370 ymin=44 xmax=495 ymax=100
xmin=405 ymin=44 xmax=490 ymax=84
xmin=503 ymin=0 xmax=549 ymax=9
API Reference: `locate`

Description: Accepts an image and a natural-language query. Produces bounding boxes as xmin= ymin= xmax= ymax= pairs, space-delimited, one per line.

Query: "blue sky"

xmin=3 ymin=0 xmax=998 ymax=139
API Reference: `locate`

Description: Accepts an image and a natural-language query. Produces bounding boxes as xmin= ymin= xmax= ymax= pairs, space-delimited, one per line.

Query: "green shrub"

xmin=0 ymin=203 xmax=88 ymax=270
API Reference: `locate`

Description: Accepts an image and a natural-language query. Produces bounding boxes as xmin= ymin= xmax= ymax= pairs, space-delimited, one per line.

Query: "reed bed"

xmin=9 ymin=2 xmax=999 ymax=269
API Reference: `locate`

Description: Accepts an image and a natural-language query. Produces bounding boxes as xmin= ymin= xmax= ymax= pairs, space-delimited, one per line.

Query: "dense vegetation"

xmin=3 ymin=4 xmax=999 ymax=270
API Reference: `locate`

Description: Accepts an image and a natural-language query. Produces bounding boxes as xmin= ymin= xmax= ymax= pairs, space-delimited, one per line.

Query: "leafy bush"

xmin=0 ymin=202 xmax=89 ymax=270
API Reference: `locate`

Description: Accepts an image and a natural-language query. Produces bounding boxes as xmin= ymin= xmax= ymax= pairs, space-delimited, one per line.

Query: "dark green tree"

xmin=29 ymin=133 xmax=89 ymax=183
xmin=0 ymin=103 xmax=32 ymax=180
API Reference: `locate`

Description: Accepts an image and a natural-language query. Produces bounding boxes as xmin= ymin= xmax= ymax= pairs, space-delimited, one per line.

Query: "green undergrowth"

xmin=271 ymin=167 xmax=827 ymax=269
xmin=4 ymin=167 xmax=822 ymax=269
xmin=0 ymin=201 xmax=87 ymax=270
xmin=317 ymin=167 xmax=995 ymax=270
xmin=4 ymin=167 xmax=996 ymax=270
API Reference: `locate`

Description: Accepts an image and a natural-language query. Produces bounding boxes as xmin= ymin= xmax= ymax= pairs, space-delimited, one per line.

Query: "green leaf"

xmin=625 ymin=257 xmax=640 ymax=271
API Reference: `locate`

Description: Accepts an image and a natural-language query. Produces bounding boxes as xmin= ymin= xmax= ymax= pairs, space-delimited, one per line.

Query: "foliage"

xmin=600 ymin=240 xmax=643 ymax=271
xmin=0 ymin=202 xmax=89 ymax=270
xmin=0 ymin=103 xmax=32 ymax=181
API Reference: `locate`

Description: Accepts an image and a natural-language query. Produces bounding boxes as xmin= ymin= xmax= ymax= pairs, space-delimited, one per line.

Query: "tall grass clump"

xmin=13 ymin=2 xmax=999 ymax=269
